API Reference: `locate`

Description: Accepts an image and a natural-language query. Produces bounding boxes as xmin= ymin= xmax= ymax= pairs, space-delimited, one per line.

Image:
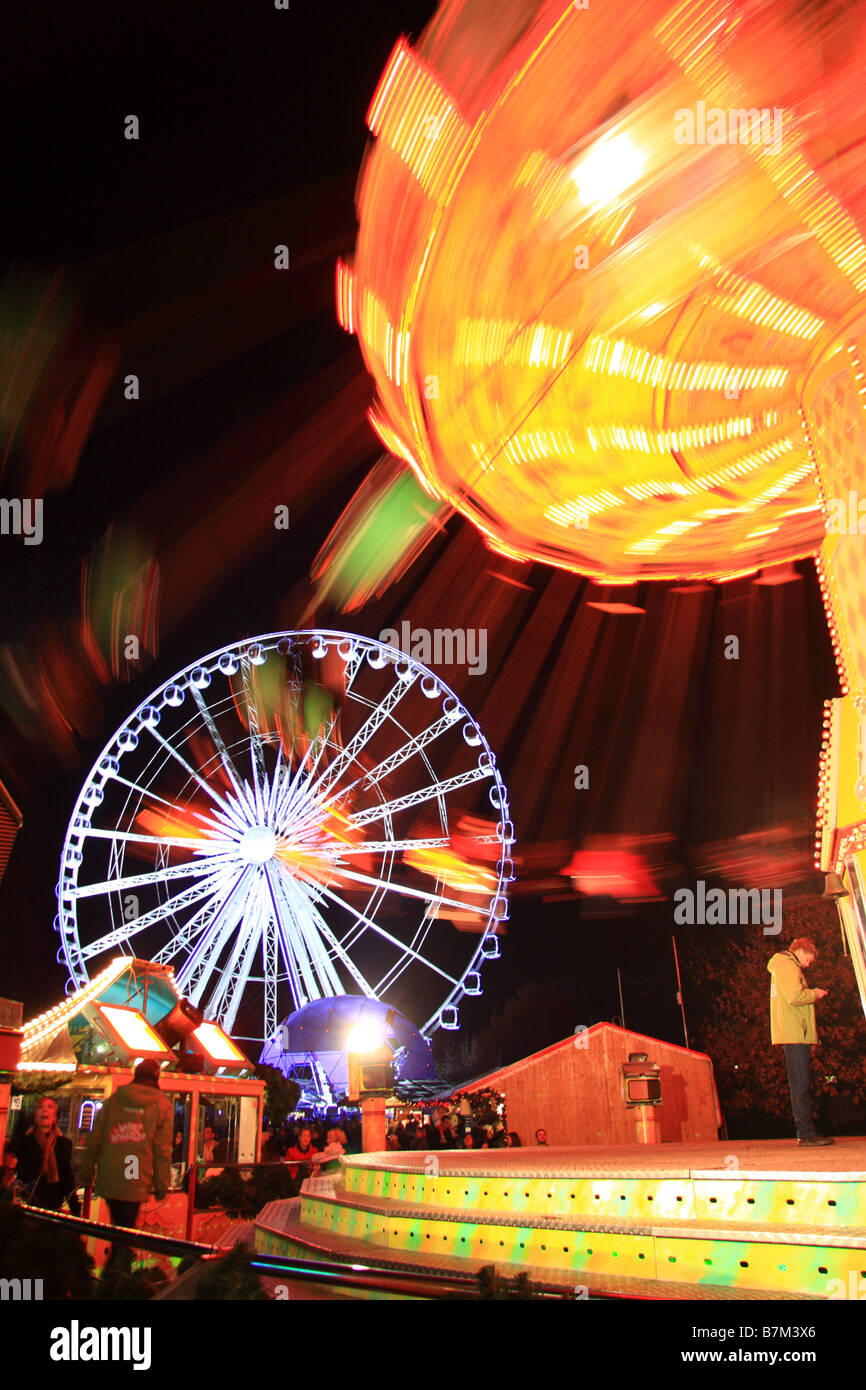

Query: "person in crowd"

xmin=345 ymin=1117 xmax=362 ymax=1154
xmin=440 ymin=1113 xmax=458 ymax=1147
xmin=428 ymin=1111 xmax=447 ymax=1148
xmin=5 ymin=1096 xmax=80 ymax=1214
xmin=78 ymin=1059 xmax=172 ymax=1268
xmin=284 ymin=1126 xmax=316 ymax=1180
xmin=462 ymin=1131 xmax=474 ymax=1149
xmin=535 ymin=1128 xmax=549 ymax=1146
xmin=768 ymin=937 xmax=833 ymax=1145
xmin=490 ymin=1121 xmax=507 ymax=1148
xmin=261 ymin=1128 xmax=283 ymax=1162
xmin=309 ymin=1121 xmax=326 ymax=1151
xmin=201 ymin=1126 xmax=227 ymax=1164
xmin=308 ymin=1128 xmax=346 ymax=1172
xmin=505 ymin=1131 xmax=522 ymax=1147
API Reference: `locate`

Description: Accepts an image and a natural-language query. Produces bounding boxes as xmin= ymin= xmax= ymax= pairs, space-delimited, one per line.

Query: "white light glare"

xmin=346 ymin=1020 xmax=386 ymax=1053
xmin=572 ymin=134 xmax=646 ymax=209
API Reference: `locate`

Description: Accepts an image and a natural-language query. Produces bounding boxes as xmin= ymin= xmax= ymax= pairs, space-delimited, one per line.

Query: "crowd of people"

xmin=261 ymin=1109 xmax=524 ymax=1166
xmin=4 ymin=1080 xmax=529 ymax=1226
xmin=386 ymin=1111 xmax=522 ymax=1151
xmin=261 ymin=1117 xmax=362 ymax=1177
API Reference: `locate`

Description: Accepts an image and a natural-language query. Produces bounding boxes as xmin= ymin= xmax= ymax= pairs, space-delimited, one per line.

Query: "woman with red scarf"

xmin=6 ymin=1096 xmax=81 ymax=1214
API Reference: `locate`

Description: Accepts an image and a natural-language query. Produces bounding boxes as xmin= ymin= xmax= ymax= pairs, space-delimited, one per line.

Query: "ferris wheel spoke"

xmin=274 ymin=874 xmax=343 ymax=998
xmin=265 ymin=747 xmax=287 ymax=823
xmin=109 ymin=774 xmax=193 ymax=814
xmin=82 ymin=826 xmax=235 ymax=852
xmin=270 ymin=871 xmax=325 ymax=1004
xmin=311 ymin=670 xmax=418 ymax=802
xmin=374 ymin=912 xmax=437 ymax=996
xmin=177 ymin=867 xmax=258 ymax=1001
xmin=70 ymin=856 xmax=234 ymax=901
xmin=262 ymin=865 xmax=307 ymax=1012
xmin=261 ymin=913 xmax=280 ymax=1039
xmin=330 ymin=837 xmax=450 ymax=858
xmin=341 ymin=643 xmax=366 ymax=693
xmin=240 ymin=658 xmax=268 ymax=787
xmin=347 ymin=764 xmax=492 ymax=827
xmin=203 ymin=878 xmax=267 ymax=1024
xmin=217 ymin=908 xmax=268 ymax=1035
xmin=270 ymin=738 xmax=322 ymax=837
xmin=148 ymin=727 xmax=239 ymax=820
xmin=150 ymin=883 xmax=240 ymax=964
xmin=190 ymin=684 xmax=247 ymax=801
xmin=360 ymin=711 xmax=459 ymax=790
xmin=313 ymin=878 xmax=459 ymax=986
xmin=79 ymin=868 xmax=234 ymax=959
xmin=323 ymin=861 xmax=485 ymax=917
xmin=279 ymin=871 xmax=374 ymax=998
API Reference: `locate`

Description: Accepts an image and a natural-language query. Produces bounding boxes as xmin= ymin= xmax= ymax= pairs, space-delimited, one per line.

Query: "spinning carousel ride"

xmin=340 ymin=0 xmax=866 ymax=1011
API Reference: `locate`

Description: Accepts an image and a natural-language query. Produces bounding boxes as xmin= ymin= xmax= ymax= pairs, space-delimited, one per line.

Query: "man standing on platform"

xmin=768 ymin=937 xmax=833 ymax=1147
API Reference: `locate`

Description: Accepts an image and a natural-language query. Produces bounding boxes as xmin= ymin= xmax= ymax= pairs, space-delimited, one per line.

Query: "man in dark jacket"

xmin=79 ymin=1059 xmax=173 ymax=1265
xmin=6 ymin=1096 xmax=80 ymax=1214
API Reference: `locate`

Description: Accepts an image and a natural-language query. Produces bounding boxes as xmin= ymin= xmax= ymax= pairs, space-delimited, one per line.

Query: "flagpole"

xmin=672 ymin=935 xmax=690 ymax=1049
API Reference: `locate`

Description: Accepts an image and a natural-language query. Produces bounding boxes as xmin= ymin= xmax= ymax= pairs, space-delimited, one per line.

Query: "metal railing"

xmin=15 ymin=1203 xmax=573 ymax=1299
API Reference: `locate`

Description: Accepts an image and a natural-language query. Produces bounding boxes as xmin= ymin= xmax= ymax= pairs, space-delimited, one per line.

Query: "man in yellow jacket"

xmin=768 ymin=937 xmax=833 ymax=1146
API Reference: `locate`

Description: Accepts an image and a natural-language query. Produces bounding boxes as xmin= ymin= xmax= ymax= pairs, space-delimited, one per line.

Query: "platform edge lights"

xmin=21 ymin=957 xmax=130 ymax=1051
xmin=20 ymin=956 xmax=250 ymax=1074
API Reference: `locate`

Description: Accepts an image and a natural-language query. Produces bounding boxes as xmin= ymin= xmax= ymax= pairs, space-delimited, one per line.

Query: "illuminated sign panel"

xmin=193 ymin=1021 xmax=247 ymax=1064
xmin=96 ymin=1004 xmax=172 ymax=1057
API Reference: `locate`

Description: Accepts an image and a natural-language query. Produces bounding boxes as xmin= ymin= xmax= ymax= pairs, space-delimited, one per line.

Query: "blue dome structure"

xmin=258 ymin=995 xmax=435 ymax=1106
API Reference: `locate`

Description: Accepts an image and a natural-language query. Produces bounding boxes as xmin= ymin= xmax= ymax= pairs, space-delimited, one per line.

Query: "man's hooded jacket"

xmin=79 ymin=1080 xmax=172 ymax=1202
xmin=768 ymin=950 xmax=820 ymax=1045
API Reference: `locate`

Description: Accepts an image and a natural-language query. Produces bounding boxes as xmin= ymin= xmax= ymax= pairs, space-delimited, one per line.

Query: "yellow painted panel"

xmin=694 ymin=1178 xmax=866 ymax=1228
xmin=654 ymin=1233 xmax=866 ymax=1296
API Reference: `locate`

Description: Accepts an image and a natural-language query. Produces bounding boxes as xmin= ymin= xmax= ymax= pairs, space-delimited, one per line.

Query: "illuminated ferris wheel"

xmin=55 ymin=632 xmax=513 ymax=1047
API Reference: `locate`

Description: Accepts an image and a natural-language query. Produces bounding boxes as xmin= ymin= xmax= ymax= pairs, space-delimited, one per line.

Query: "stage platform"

xmin=253 ymin=1140 xmax=866 ymax=1299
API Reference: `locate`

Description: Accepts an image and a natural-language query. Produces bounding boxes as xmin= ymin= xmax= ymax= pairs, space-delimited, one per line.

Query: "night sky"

xmin=0 ymin=1 xmax=839 ymax=1058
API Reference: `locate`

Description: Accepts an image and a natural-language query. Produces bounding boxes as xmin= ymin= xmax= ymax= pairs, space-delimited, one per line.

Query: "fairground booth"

xmin=1 ymin=957 xmax=264 ymax=1254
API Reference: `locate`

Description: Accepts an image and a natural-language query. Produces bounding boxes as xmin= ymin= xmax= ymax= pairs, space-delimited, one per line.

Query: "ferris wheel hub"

xmin=238 ymin=826 xmax=277 ymax=865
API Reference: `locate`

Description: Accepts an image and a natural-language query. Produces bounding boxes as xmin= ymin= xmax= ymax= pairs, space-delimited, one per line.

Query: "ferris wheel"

xmin=55 ymin=631 xmax=513 ymax=1047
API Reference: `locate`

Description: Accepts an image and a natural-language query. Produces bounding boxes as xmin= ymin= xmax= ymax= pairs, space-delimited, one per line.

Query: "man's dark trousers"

xmin=782 ymin=1043 xmax=814 ymax=1138
xmin=105 ymin=1197 xmax=141 ymax=1270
